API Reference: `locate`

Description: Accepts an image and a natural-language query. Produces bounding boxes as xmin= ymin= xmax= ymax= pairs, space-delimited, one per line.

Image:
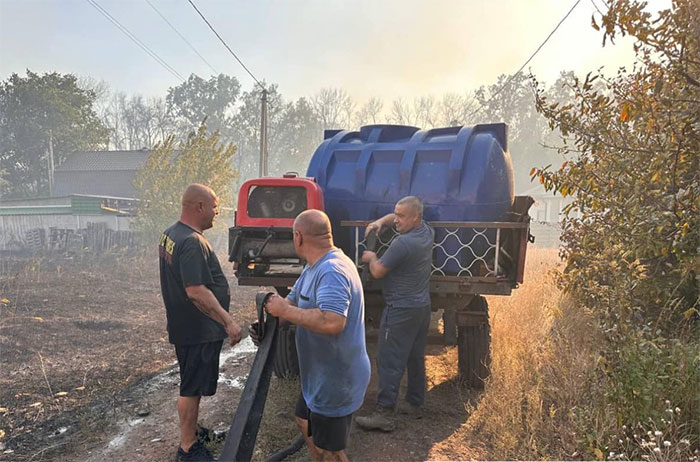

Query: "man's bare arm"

xmin=365 ymin=213 xmax=395 ymax=237
xmin=361 ymin=251 xmax=390 ymax=279
xmin=185 ymin=284 xmax=242 ymax=345
xmin=265 ymin=295 xmax=346 ymax=335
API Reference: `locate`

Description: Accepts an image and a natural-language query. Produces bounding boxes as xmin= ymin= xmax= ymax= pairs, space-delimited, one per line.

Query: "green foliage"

xmin=0 ymin=70 xmax=109 ymax=198
xmin=166 ymin=74 xmax=241 ymax=133
xmin=530 ymin=0 xmax=699 ymax=456
xmin=132 ymin=125 xmax=236 ymax=241
xmin=531 ymin=0 xmax=699 ymax=328
xmin=607 ymin=335 xmax=700 ymax=435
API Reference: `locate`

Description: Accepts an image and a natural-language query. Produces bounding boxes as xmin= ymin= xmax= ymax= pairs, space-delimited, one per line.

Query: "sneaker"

xmin=197 ymin=426 xmax=226 ymax=445
xmin=176 ymin=440 xmax=215 ymax=462
xmin=355 ymin=406 xmax=395 ymax=432
xmin=196 ymin=425 xmax=213 ymax=443
xmin=397 ymin=402 xmax=424 ymax=419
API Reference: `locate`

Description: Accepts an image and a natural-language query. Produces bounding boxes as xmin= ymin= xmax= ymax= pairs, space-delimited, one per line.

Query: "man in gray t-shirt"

xmin=356 ymin=196 xmax=434 ymax=433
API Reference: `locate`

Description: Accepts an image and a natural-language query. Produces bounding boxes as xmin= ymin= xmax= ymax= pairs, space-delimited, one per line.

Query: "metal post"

xmin=48 ymin=131 xmax=55 ymax=196
xmin=494 ymin=228 xmax=501 ymax=277
xmin=354 ymin=226 xmax=359 ymax=265
xmin=259 ymin=88 xmax=269 ymax=177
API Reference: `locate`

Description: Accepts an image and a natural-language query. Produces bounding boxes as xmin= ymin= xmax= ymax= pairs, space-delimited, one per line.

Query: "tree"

xmin=274 ymin=97 xmax=322 ymax=175
xmin=436 ymin=92 xmax=479 ymax=126
xmin=101 ymin=92 xmax=172 ymax=149
xmin=311 ymin=88 xmax=354 ymax=129
xmin=355 ymin=97 xmax=384 ymax=125
xmin=531 ymin=0 xmax=699 ymax=454
xmin=388 ymin=97 xmax=416 ymax=125
xmin=414 ymin=95 xmax=437 ymax=127
xmin=166 ymin=74 xmax=240 ymax=133
xmin=230 ymin=83 xmax=286 ymax=182
xmin=476 ymin=72 xmax=554 ymax=191
xmin=132 ymin=124 xmax=237 ymax=240
xmin=0 ymin=71 xmax=109 ymax=198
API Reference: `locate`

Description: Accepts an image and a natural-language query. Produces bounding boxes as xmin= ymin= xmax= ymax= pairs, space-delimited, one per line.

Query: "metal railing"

xmin=342 ymin=221 xmax=529 ymax=279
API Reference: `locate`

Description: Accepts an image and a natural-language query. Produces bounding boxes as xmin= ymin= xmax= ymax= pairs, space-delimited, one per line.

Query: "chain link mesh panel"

xmin=355 ymin=225 xmax=501 ymax=277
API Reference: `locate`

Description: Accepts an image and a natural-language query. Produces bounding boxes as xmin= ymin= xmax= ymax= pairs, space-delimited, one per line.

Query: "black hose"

xmin=266 ymin=434 xmax=305 ymax=461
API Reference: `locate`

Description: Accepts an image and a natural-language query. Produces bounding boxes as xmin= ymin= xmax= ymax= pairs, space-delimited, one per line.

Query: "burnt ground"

xmin=0 ymin=253 xmax=483 ymax=461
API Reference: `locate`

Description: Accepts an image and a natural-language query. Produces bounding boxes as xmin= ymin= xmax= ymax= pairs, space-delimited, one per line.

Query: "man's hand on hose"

xmin=364 ymin=220 xmax=382 ymax=238
xmin=264 ymin=294 xmax=289 ymax=318
xmin=361 ymin=250 xmax=378 ymax=264
xmin=248 ymin=321 xmax=262 ymax=347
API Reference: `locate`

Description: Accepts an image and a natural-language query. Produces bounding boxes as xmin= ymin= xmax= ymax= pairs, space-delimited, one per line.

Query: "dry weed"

xmin=464 ymin=248 xmax=607 ymax=459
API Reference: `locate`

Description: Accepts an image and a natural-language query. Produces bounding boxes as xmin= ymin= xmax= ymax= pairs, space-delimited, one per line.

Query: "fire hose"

xmin=219 ymin=292 xmax=305 ymax=462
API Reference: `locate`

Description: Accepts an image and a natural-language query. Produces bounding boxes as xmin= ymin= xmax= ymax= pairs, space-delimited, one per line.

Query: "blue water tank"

xmin=306 ymin=123 xmax=515 ymax=270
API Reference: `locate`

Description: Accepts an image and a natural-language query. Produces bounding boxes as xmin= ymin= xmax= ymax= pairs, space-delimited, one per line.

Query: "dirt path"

xmin=72 ymin=338 xmax=258 ymax=462
xmin=1 ymin=255 xmax=484 ymax=461
xmin=255 ymin=342 xmax=485 ymax=462
xmin=60 ymin=341 xmax=483 ymax=462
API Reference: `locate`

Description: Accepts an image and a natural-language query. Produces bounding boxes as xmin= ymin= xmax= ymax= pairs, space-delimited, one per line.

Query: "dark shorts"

xmin=294 ymin=394 xmax=353 ymax=452
xmin=174 ymin=340 xmax=223 ymax=397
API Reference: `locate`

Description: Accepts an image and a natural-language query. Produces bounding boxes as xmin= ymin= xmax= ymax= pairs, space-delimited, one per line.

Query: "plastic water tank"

xmin=306 ymin=123 xmax=515 ymax=273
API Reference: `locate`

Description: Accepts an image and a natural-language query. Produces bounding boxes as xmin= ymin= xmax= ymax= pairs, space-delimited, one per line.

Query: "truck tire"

xmin=273 ymin=324 xmax=300 ymax=379
xmin=442 ymin=309 xmax=457 ymax=345
xmin=457 ymin=296 xmax=490 ymax=389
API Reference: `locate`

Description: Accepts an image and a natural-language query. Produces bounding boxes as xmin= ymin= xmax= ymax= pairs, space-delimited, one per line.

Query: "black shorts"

xmin=294 ymin=394 xmax=353 ymax=452
xmin=174 ymin=340 xmax=223 ymax=397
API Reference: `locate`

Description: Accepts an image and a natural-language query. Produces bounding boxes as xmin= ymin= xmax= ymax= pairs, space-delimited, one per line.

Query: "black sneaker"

xmin=176 ymin=440 xmax=215 ymax=462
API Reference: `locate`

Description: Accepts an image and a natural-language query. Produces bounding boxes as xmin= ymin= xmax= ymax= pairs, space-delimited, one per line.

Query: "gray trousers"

xmin=376 ymin=304 xmax=431 ymax=409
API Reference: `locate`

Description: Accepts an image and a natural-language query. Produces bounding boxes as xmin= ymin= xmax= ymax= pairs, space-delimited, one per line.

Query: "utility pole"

xmin=47 ymin=130 xmax=55 ymax=196
xmin=259 ymin=88 xmax=268 ymax=177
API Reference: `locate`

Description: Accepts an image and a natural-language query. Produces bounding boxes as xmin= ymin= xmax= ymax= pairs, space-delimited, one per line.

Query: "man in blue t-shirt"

xmin=356 ymin=196 xmax=434 ymax=433
xmin=265 ymin=209 xmax=370 ymax=461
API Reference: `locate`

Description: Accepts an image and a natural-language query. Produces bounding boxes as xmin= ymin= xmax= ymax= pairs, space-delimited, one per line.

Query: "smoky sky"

xmin=0 ymin=0 xmax=668 ymax=102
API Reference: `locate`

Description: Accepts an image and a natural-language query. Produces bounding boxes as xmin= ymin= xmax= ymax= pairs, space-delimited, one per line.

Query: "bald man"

xmin=159 ymin=184 xmax=243 ymax=462
xmin=265 ymin=210 xmax=370 ymax=462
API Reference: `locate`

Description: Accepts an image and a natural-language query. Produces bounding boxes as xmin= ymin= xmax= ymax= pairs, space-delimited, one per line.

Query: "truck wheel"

xmin=457 ymin=296 xmax=490 ymax=389
xmin=273 ymin=324 xmax=300 ymax=379
xmin=442 ymin=309 xmax=457 ymax=345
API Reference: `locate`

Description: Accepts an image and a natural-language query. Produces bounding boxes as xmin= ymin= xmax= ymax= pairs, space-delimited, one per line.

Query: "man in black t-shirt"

xmin=159 ymin=184 xmax=243 ymax=462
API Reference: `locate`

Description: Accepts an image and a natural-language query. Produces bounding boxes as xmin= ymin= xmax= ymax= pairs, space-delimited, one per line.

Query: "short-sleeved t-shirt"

xmin=159 ymin=221 xmax=229 ymax=345
xmin=287 ymin=248 xmax=371 ymax=418
xmin=379 ymin=222 xmax=434 ymax=308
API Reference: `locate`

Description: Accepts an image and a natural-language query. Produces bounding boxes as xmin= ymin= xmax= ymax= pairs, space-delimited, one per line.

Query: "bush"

xmin=132 ymin=124 xmax=237 ymax=244
xmin=525 ymin=0 xmax=699 ymax=459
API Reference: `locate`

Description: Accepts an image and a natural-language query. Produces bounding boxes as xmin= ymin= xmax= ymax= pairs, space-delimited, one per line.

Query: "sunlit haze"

xmin=0 ymin=0 xmax=671 ymax=103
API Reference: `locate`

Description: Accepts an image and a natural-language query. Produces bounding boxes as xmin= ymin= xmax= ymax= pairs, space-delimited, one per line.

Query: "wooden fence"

xmin=0 ymin=214 xmax=133 ymax=251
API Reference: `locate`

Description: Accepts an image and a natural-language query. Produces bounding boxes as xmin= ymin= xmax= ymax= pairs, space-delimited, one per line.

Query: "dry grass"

xmin=458 ymin=247 xmax=607 ymax=460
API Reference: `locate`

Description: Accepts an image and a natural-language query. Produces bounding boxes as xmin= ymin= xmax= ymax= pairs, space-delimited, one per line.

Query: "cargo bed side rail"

xmin=341 ymin=220 xmax=531 ymax=287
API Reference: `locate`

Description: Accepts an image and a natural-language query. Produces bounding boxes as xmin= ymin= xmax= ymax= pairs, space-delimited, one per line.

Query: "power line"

xmin=86 ymin=0 xmax=186 ymax=82
xmin=144 ymin=0 xmax=218 ymax=75
xmin=590 ymin=0 xmax=607 ymax=16
xmin=186 ymin=0 xmax=264 ymax=90
xmin=468 ymin=0 xmax=581 ymax=119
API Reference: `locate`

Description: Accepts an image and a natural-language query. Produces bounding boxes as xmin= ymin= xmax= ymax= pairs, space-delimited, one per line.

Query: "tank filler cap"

xmin=283 ymin=172 xmax=298 ymax=178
